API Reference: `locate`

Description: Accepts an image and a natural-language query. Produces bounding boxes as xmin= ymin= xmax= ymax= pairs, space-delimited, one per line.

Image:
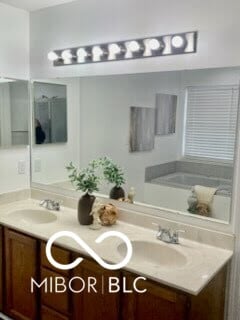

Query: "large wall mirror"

xmin=31 ymin=66 xmax=240 ymax=224
xmin=0 ymin=78 xmax=29 ymax=147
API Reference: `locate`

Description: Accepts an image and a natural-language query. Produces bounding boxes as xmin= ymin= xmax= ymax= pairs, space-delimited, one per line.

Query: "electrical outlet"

xmin=34 ymin=159 xmax=41 ymax=172
xmin=18 ymin=161 xmax=26 ymax=175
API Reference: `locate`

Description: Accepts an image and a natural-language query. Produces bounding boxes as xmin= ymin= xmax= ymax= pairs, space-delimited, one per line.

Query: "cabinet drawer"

xmin=41 ymin=306 xmax=70 ymax=320
xmin=41 ymin=267 xmax=71 ymax=315
xmin=41 ymin=242 xmax=71 ymax=276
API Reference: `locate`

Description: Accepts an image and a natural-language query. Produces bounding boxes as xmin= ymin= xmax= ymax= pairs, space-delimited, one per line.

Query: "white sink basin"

xmin=7 ymin=209 xmax=57 ymax=224
xmin=118 ymin=240 xmax=187 ymax=269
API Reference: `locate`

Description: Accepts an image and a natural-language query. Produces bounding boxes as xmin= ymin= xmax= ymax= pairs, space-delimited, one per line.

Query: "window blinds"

xmin=185 ymin=85 xmax=239 ymax=161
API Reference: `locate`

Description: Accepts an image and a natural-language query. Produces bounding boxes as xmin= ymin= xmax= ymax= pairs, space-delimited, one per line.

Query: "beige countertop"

xmin=0 ymin=198 xmax=233 ymax=296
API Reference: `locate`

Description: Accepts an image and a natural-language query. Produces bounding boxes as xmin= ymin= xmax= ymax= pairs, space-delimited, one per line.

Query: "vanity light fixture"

xmin=108 ymin=43 xmax=121 ymax=55
xmin=61 ymin=49 xmax=75 ymax=64
xmin=148 ymin=38 xmax=161 ymax=50
xmin=92 ymin=46 xmax=104 ymax=56
xmin=128 ymin=40 xmax=141 ymax=52
xmin=77 ymin=48 xmax=89 ymax=63
xmin=61 ymin=49 xmax=73 ymax=60
xmin=48 ymin=31 xmax=197 ymax=66
xmin=171 ymin=35 xmax=185 ymax=48
xmin=92 ymin=45 xmax=105 ymax=61
xmin=47 ymin=51 xmax=59 ymax=61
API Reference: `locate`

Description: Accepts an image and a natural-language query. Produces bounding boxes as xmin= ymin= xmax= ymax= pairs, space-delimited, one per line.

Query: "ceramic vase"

xmin=109 ymin=186 xmax=125 ymax=200
xmin=78 ymin=193 xmax=95 ymax=225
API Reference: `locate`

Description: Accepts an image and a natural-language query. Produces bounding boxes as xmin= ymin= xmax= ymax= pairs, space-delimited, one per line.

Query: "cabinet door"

xmin=41 ymin=242 xmax=71 ymax=276
xmin=122 ymin=273 xmax=188 ymax=320
xmin=188 ymin=265 xmax=227 ymax=320
xmin=0 ymin=226 xmax=3 ymax=311
xmin=41 ymin=267 xmax=71 ymax=316
xmin=73 ymin=258 xmax=120 ymax=320
xmin=41 ymin=306 xmax=70 ymax=320
xmin=4 ymin=228 xmax=38 ymax=320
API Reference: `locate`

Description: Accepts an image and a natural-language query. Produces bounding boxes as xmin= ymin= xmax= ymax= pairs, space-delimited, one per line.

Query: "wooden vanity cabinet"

xmin=40 ymin=242 xmax=72 ymax=320
xmin=0 ymin=226 xmax=3 ymax=312
xmin=4 ymin=228 xmax=38 ymax=320
xmin=1 ymin=227 xmax=228 ymax=320
xmin=187 ymin=265 xmax=227 ymax=320
xmin=121 ymin=272 xmax=188 ymax=320
xmin=122 ymin=267 xmax=227 ymax=320
xmin=41 ymin=306 xmax=70 ymax=320
xmin=72 ymin=256 xmax=120 ymax=320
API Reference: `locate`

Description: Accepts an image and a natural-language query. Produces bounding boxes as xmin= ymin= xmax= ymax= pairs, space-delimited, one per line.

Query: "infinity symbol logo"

xmin=46 ymin=231 xmax=133 ymax=270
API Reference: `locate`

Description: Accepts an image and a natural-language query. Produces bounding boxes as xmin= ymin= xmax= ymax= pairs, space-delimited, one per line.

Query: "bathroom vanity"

xmin=1 ymin=227 xmax=228 ymax=320
xmin=0 ymin=197 xmax=232 ymax=320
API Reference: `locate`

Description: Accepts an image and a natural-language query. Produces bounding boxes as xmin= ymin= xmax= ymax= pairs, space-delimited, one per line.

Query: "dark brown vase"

xmin=109 ymin=186 xmax=125 ymax=200
xmin=78 ymin=193 xmax=95 ymax=225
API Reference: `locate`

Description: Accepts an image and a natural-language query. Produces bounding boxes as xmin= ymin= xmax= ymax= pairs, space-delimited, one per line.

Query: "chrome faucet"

xmin=40 ymin=199 xmax=61 ymax=211
xmin=153 ymin=224 xmax=185 ymax=244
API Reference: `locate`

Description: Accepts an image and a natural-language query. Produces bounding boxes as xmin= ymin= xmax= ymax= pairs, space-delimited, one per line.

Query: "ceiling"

xmin=0 ymin=0 xmax=76 ymax=11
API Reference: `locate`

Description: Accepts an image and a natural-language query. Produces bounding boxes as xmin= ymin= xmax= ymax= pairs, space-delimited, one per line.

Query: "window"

xmin=184 ymin=85 xmax=239 ymax=162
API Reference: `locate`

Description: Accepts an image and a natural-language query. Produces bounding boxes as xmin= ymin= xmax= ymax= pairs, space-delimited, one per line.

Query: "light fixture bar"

xmin=49 ymin=31 xmax=198 ymax=67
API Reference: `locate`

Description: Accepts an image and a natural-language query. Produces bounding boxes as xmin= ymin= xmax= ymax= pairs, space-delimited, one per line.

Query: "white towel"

xmin=194 ymin=185 xmax=217 ymax=205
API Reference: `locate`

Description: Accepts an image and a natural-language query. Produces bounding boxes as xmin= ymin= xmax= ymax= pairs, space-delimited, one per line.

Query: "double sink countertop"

xmin=0 ymin=198 xmax=233 ymax=296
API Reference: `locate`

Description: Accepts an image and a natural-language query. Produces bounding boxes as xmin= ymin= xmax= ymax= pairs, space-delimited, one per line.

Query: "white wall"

xmin=0 ymin=3 xmax=29 ymax=79
xmin=79 ymin=71 xmax=183 ymax=199
xmin=0 ymin=147 xmax=30 ymax=194
xmin=30 ymin=0 xmax=240 ymax=78
xmin=0 ymin=3 xmax=30 ymax=193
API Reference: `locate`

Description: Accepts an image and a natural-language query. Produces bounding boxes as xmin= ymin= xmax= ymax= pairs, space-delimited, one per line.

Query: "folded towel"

xmin=194 ymin=185 xmax=217 ymax=205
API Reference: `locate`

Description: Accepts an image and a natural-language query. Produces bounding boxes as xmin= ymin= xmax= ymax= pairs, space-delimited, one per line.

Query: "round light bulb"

xmin=77 ymin=48 xmax=88 ymax=58
xmin=61 ymin=50 xmax=73 ymax=60
xmin=128 ymin=40 xmax=140 ymax=52
xmin=92 ymin=46 xmax=103 ymax=56
xmin=108 ymin=43 xmax=121 ymax=55
xmin=171 ymin=35 xmax=184 ymax=48
xmin=148 ymin=38 xmax=161 ymax=50
xmin=48 ymin=51 xmax=59 ymax=61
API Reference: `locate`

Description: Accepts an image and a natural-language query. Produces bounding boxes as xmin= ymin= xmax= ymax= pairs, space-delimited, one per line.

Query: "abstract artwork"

xmin=155 ymin=94 xmax=177 ymax=135
xmin=129 ymin=106 xmax=155 ymax=152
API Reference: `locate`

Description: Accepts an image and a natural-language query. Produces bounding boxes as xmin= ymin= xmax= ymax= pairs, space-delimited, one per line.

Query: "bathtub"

xmin=144 ymin=160 xmax=233 ymax=221
xmin=150 ymin=172 xmax=232 ymax=196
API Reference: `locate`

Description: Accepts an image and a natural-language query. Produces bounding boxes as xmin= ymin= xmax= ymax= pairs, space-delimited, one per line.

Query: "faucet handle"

xmin=172 ymin=229 xmax=186 ymax=244
xmin=40 ymin=199 xmax=49 ymax=206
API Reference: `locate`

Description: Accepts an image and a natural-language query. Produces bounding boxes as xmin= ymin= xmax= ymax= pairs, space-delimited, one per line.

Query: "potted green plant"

xmin=99 ymin=157 xmax=126 ymax=200
xmin=66 ymin=162 xmax=100 ymax=225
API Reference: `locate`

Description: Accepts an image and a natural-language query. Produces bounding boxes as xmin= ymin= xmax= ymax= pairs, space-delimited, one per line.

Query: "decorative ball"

xmin=99 ymin=203 xmax=118 ymax=226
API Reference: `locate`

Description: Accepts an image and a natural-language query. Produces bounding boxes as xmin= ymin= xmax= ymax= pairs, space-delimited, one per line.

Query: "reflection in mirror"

xmin=0 ymin=78 xmax=29 ymax=147
xmin=33 ymin=82 xmax=67 ymax=144
xmin=31 ymin=66 xmax=240 ymax=223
